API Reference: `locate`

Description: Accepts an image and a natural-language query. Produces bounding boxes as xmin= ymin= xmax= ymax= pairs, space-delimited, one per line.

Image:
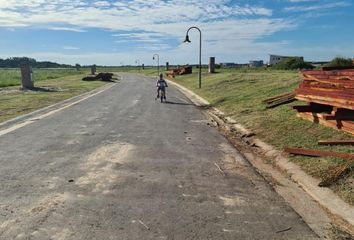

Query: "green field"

xmin=0 ymin=68 xmax=107 ymax=123
xmin=0 ymin=68 xmax=90 ymax=87
xmin=127 ymin=67 xmax=354 ymax=205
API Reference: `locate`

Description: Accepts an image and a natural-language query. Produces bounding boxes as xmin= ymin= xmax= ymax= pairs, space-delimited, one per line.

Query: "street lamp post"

xmin=153 ymin=54 xmax=160 ymax=76
xmin=135 ymin=59 xmax=140 ymax=72
xmin=184 ymin=26 xmax=202 ymax=88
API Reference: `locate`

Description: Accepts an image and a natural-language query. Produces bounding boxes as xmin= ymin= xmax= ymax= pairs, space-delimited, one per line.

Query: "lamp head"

xmin=184 ymin=35 xmax=191 ymax=43
xmin=153 ymin=56 xmax=155 ymax=60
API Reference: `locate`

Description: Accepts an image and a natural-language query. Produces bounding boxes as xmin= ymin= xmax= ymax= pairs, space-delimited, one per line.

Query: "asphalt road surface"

xmin=0 ymin=74 xmax=317 ymax=239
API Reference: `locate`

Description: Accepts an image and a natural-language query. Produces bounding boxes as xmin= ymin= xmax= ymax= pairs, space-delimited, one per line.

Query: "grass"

xmin=127 ymin=67 xmax=354 ymax=205
xmin=0 ymin=68 xmax=89 ymax=87
xmin=0 ymin=71 xmax=107 ymax=123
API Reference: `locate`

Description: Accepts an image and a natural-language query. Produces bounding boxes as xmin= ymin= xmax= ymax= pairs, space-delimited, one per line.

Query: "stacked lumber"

xmin=263 ymin=92 xmax=295 ymax=108
xmin=166 ymin=66 xmax=192 ymax=78
xmin=294 ymin=69 xmax=354 ymax=134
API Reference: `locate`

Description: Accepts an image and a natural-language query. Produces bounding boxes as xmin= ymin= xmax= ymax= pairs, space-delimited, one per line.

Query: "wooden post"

xmin=209 ymin=57 xmax=215 ymax=73
xmin=20 ymin=64 xmax=34 ymax=89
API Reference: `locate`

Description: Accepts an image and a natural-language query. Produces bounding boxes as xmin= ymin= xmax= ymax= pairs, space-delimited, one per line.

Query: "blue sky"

xmin=0 ymin=0 xmax=353 ymax=65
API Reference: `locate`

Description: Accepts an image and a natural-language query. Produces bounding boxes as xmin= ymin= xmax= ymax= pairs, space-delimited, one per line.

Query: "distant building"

xmin=235 ymin=63 xmax=249 ymax=68
xmin=249 ymin=60 xmax=264 ymax=67
xmin=220 ymin=62 xmax=237 ymax=68
xmin=309 ymin=61 xmax=329 ymax=68
xmin=269 ymin=55 xmax=304 ymax=65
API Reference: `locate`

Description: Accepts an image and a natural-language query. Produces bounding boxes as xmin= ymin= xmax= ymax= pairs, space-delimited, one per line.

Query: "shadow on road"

xmin=164 ymin=101 xmax=193 ymax=106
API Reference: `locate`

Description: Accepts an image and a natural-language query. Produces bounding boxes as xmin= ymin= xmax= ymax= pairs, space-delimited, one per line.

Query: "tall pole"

xmin=135 ymin=59 xmax=140 ymax=72
xmin=153 ymin=54 xmax=160 ymax=76
xmin=199 ymin=31 xmax=202 ymax=89
xmin=184 ymin=26 xmax=202 ymax=88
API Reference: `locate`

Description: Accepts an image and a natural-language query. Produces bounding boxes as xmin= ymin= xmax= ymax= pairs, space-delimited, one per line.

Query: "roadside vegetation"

xmin=0 ymin=68 xmax=88 ymax=87
xmin=272 ymin=57 xmax=314 ymax=70
xmin=325 ymin=57 xmax=354 ymax=67
xmin=128 ymin=66 xmax=353 ymax=205
xmin=0 ymin=68 xmax=107 ymax=123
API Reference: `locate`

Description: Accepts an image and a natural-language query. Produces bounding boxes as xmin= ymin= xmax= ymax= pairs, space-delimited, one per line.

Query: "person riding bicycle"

xmin=156 ymin=73 xmax=168 ymax=99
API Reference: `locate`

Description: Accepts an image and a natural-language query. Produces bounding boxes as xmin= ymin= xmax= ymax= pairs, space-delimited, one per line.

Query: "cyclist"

xmin=156 ymin=73 xmax=168 ymax=99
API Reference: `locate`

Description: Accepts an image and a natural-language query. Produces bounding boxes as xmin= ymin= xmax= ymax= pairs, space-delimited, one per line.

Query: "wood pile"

xmin=263 ymin=92 xmax=295 ymax=108
xmin=82 ymin=72 xmax=116 ymax=82
xmin=166 ymin=66 xmax=192 ymax=78
xmin=293 ymin=69 xmax=354 ymax=134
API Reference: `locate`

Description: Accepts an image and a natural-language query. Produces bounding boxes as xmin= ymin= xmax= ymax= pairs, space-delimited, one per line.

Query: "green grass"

xmin=127 ymin=67 xmax=354 ymax=205
xmin=0 ymin=68 xmax=89 ymax=87
xmin=0 ymin=73 xmax=107 ymax=123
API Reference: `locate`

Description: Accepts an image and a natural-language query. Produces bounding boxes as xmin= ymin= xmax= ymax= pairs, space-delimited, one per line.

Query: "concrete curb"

xmin=0 ymin=82 xmax=116 ymax=132
xmin=167 ymin=79 xmax=354 ymax=236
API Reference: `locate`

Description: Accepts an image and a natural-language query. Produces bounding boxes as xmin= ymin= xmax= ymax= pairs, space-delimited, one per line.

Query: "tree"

xmin=325 ymin=57 xmax=353 ymax=67
xmin=273 ymin=57 xmax=314 ymax=70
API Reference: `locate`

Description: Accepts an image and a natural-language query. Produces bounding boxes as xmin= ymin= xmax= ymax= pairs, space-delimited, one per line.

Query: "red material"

xmin=294 ymin=69 xmax=354 ymax=134
xmin=165 ymin=65 xmax=192 ymax=77
xmin=284 ymin=147 xmax=354 ymax=159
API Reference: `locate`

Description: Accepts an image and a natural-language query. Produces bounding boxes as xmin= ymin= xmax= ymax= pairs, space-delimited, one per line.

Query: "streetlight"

xmin=135 ymin=59 xmax=140 ymax=72
xmin=184 ymin=26 xmax=202 ymax=88
xmin=152 ymin=54 xmax=160 ymax=76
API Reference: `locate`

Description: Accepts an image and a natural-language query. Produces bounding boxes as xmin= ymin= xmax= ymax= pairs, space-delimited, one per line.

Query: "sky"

xmin=0 ymin=0 xmax=353 ymax=66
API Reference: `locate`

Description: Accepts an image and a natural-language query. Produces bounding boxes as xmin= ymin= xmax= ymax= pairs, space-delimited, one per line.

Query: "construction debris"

xmin=293 ymin=69 xmax=354 ymax=134
xmin=263 ymin=92 xmax=295 ymax=108
xmin=319 ymin=158 xmax=354 ymax=187
xmin=284 ymin=147 xmax=354 ymax=186
xmin=165 ymin=65 xmax=192 ymax=78
xmin=318 ymin=140 xmax=354 ymax=146
xmin=284 ymin=147 xmax=354 ymax=160
xmin=214 ymin=162 xmax=226 ymax=177
xmin=82 ymin=72 xmax=117 ymax=82
xmin=138 ymin=220 xmax=150 ymax=230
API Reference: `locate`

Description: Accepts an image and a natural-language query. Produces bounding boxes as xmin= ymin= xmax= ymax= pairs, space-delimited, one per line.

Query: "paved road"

xmin=0 ymin=74 xmax=317 ymax=239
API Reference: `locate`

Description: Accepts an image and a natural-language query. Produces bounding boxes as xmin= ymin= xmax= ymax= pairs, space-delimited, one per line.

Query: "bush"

xmin=273 ymin=58 xmax=314 ymax=70
xmin=325 ymin=57 xmax=353 ymax=67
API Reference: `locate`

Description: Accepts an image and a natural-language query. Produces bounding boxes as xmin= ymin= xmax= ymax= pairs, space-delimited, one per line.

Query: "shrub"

xmin=325 ymin=57 xmax=353 ymax=67
xmin=273 ymin=58 xmax=314 ymax=70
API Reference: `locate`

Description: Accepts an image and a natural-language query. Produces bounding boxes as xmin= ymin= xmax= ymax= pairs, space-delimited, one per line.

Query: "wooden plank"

xmin=266 ymin=98 xmax=295 ymax=109
xmin=321 ymin=66 xmax=354 ymax=71
xmin=301 ymin=80 xmax=354 ymax=90
xmin=284 ymin=147 xmax=354 ymax=159
xmin=262 ymin=92 xmax=295 ymax=103
xmin=296 ymin=112 xmax=354 ymax=135
xmin=302 ymin=69 xmax=354 ymax=76
xmin=265 ymin=95 xmax=295 ymax=105
xmin=297 ymin=86 xmax=354 ymax=96
xmin=295 ymin=94 xmax=354 ymax=110
xmin=318 ymin=140 xmax=354 ymax=146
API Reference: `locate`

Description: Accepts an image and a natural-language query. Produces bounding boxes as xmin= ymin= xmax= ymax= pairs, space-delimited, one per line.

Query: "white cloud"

xmin=288 ymin=0 xmax=318 ymax=2
xmin=93 ymin=1 xmax=111 ymax=8
xmin=0 ymin=0 xmax=298 ymax=64
xmin=62 ymin=46 xmax=79 ymax=50
xmin=49 ymin=27 xmax=86 ymax=32
xmin=284 ymin=1 xmax=351 ymax=12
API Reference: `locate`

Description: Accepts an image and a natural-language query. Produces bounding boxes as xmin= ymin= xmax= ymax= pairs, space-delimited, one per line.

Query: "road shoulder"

xmin=167 ymin=79 xmax=354 ymax=238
